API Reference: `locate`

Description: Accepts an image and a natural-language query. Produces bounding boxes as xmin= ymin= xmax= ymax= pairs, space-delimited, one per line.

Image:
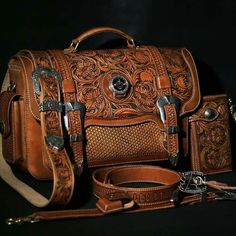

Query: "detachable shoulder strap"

xmin=6 ymin=165 xmax=221 ymax=224
xmin=0 ymin=72 xmax=75 ymax=207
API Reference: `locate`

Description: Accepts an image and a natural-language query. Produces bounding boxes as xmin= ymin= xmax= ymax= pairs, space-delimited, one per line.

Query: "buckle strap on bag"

xmin=147 ymin=47 xmax=180 ymax=166
xmin=62 ymin=82 xmax=86 ymax=176
xmin=49 ymin=50 xmax=86 ymax=176
xmin=157 ymin=94 xmax=180 ymax=166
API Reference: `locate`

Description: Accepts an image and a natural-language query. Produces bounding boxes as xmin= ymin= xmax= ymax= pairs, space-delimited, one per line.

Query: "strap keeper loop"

xmin=166 ymin=126 xmax=180 ymax=134
xmin=70 ymin=134 xmax=84 ymax=142
xmin=39 ymin=100 xmax=63 ymax=112
xmin=64 ymin=101 xmax=85 ymax=114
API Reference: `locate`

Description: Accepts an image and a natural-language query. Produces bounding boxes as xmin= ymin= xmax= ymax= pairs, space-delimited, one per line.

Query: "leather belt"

xmin=6 ymin=165 xmax=217 ymax=224
xmin=93 ymin=165 xmax=180 ymax=212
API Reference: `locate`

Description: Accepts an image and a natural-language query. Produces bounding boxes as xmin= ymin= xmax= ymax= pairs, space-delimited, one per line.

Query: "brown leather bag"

xmin=0 ymin=27 xmax=232 ymax=210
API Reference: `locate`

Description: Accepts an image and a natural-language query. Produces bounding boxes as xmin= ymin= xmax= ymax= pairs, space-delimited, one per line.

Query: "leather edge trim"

xmin=180 ymin=48 xmax=201 ymax=116
xmin=84 ymin=115 xmax=164 ymax=130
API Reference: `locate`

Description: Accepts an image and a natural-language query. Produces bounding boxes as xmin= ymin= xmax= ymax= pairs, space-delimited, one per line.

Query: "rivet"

xmin=204 ymin=108 xmax=216 ymax=119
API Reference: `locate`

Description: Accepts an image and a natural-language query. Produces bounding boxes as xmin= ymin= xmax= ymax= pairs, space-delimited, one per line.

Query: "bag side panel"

xmin=6 ymin=57 xmax=52 ymax=179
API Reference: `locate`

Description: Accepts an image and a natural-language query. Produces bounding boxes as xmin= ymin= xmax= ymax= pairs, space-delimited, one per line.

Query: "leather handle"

xmin=64 ymin=27 xmax=136 ymax=53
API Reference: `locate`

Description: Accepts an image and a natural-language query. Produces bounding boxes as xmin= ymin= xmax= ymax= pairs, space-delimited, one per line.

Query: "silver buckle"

xmin=156 ymin=95 xmax=180 ymax=123
xmin=32 ymin=67 xmax=63 ymax=96
xmin=179 ymin=171 xmax=207 ymax=194
xmin=45 ymin=135 xmax=64 ymax=151
xmin=64 ymin=101 xmax=86 ymax=131
xmin=64 ymin=101 xmax=85 ymax=113
xmin=39 ymin=100 xmax=63 ymax=112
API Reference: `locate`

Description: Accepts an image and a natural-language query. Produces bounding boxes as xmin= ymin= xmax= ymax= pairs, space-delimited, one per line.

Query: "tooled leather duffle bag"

xmin=0 ymin=27 xmax=233 ymax=219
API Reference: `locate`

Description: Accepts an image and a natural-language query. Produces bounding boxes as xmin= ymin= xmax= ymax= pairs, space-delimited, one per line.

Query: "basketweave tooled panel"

xmin=85 ymin=121 xmax=168 ymax=167
xmin=18 ymin=46 xmax=200 ymax=121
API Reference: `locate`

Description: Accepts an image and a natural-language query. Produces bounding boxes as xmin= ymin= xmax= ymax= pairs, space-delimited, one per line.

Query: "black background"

xmin=0 ymin=0 xmax=236 ymax=235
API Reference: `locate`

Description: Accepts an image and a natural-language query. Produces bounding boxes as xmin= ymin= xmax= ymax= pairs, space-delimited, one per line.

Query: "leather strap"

xmin=6 ymin=165 xmax=217 ymax=223
xmin=93 ymin=165 xmax=180 ymax=206
xmin=0 ymin=72 xmax=75 ymax=207
xmin=148 ymin=47 xmax=180 ymax=166
xmin=39 ymin=74 xmax=75 ymax=205
xmin=49 ymin=50 xmax=85 ymax=176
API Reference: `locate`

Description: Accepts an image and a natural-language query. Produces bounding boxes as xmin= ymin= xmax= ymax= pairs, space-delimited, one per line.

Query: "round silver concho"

xmin=204 ymin=108 xmax=217 ymax=120
xmin=109 ymin=76 xmax=130 ymax=95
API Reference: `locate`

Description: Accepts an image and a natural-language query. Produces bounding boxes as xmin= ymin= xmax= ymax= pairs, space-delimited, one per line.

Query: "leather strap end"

xmin=62 ymin=80 xmax=76 ymax=93
xmin=156 ymin=75 xmax=171 ymax=89
xmin=96 ymin=197 xmax=135 ymax=214
xmin=96 ymin=198 xmax=123 ymax=214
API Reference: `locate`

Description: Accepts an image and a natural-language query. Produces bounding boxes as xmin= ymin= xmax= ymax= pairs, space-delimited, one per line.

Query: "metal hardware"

xmin=7 ymin=82 xmax=16 ymax=92
xmin=6 ymin=215 xmax=39 ymax=225
xmin=168 ymin=154 xmax=179 ymax=167
xmin=166 ymin=126 xmax=180 ymax=134
xmin=170 ymin=188 xmax=185 ymax=206
xmin=156 ymin=95 xmax=180 ymax=123
xmin=156 ymin=95 xmax=180 ymax=166
xmin=109 ymin=76 xmax=130 ymax=95
xmin=215 ymin=191 xmax=236 ymax=201
xmin=64 ymin=115 xmax=69 ymax=131
xmin=45 ymin=135 xmax=64 ymax=151
xmin=70 ymin=41 xmax=79 ymax=51
xmin=64 ymin=101 xmax=86 ymax=132
xmin=39 ymin=100 xmax=63 ymax=112
xmin=204 ymin=108 xmax=217 ymax=120
xmin=70 ymin=134 xmax=84 ymax=142
xmin=229 ymin=98 xmax=236 ymax=122
xmin=126 ymin=38 xmax=136 ymax=48
xmin=32 ymin=67 xmax=63 ymax=95
xmin=64 ymin=101 xmax=85 ymax=114
xmin=179 ymin=171 xmax=207 ymax=194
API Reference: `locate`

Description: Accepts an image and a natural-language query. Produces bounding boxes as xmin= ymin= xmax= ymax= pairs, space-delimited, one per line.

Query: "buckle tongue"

xmin=156 ymin=95 xmax=180 ymax=123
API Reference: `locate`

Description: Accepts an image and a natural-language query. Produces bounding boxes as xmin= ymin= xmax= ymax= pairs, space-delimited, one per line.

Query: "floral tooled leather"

xmin=65 ymin=47 xmax=158 ymax=119
xmin=39 ymin=74 xmax=75 ymax=205
xmin=190 ymin=94 xmax=232 ymax=174
xmin=12 ymin=46 xmax=200 ymax=171
xmin=18 ymin=46 xmax=199 ymax=121
xmin=159 ymin=48 xmax=192 ymax=103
